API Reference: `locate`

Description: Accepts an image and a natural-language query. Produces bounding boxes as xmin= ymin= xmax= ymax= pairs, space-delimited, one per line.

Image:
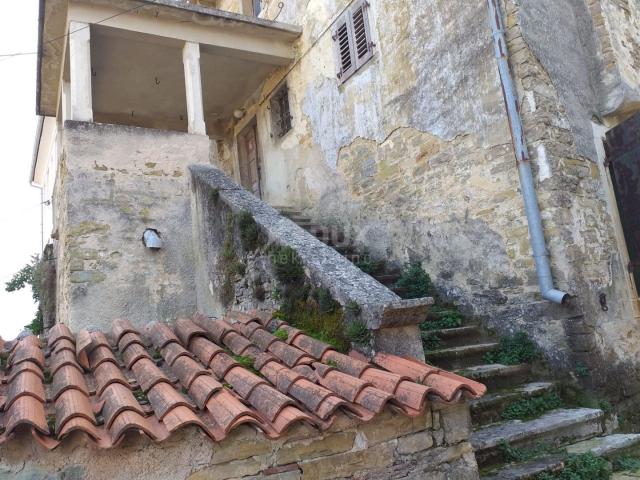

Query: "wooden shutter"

xmin=350 ymin=0 xmax=373 ymax=69
xmin=333 ymin=17 xmax=356 ymax=82
xmin=332 ymin=0 xmax=374 ymax=83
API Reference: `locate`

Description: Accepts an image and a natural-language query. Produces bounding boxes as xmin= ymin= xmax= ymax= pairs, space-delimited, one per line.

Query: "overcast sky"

xmin=0 ymin=1 xmax=42 ymax=340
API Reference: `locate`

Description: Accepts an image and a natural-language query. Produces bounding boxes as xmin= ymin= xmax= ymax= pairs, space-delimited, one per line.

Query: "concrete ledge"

xmin=190 ymin=165 xmax=433 ymax=331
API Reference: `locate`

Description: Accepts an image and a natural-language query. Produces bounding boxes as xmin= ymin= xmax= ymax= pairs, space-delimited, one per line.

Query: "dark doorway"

xmin=605 ymin=111 xmax=640 ymax=293
xmin=237 ymin=120 xmax=262 ymax=198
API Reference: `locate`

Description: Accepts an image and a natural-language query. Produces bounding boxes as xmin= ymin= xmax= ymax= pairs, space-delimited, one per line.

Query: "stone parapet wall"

xmin=189 ymin=166 xmax=431 ymax=359
xmin=0 ymin=405 xmax=478 ymax=480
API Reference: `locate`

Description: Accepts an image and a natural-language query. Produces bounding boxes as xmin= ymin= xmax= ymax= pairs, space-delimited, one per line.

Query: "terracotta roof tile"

xmin=0 ymin=309 xmax=485 ymax=450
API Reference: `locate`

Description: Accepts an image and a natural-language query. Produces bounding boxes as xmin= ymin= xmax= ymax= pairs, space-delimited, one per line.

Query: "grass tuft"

xmin=484 ymin=332 xmax=538 ymax=365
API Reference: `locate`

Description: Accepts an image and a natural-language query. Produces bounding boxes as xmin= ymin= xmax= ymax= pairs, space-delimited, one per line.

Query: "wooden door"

xmin=237 ymin=122 xmax=261 ymax=198
xmin=605 ymin=111 xmax=640 ymax=293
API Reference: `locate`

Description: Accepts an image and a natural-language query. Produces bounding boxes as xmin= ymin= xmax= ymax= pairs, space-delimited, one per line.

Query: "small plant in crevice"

xmin=345 ymin=301 xmax=361 ymax=316
xmin=274 ymin=329 xmax=288 ymax=341
xmin=133 ymin=389 xmax=149 ymax=404
xmin=574 ymin=362 xmax=590 ymax=378
xmin=43 ymin=369 xmax=53 ymax=385
xmin=238 ymin=210 xmax=260 ymax=252
xmin=209 ymin=188 xmax=219 ymax=203
xmin=420 ymin=304 xmax=463 ymax=331
xmin=501 ymin=392 xmax=564 ymax=421
xmin=484 ymin=332 xmax=538 ymax=366
xmin=421 ymin=331 xmax=444 ymax=352
xmin=311 ymin=287 xmax=339 ymax=314
xmin=536 ymin=453 xmax=610 ymax=480
xmin=498 ymin=440 xmax=562 ymax=464
xmin=354 ymin=253 xmax=383 ymax=276
xmin=46 ymin=414 xmax=57 ymax=433
xmin=232 ymin=354 xmax=262 ymax=376
xmin=345 ymin=321 xmax=371 ymax=347
xmin=269 ymin=245 xmax=304 ymax=285
xmin=220 ymin=214 xmax=244 ymax=305
xmin=394 ymin=262 xmax=432 ymax=299
xmin=326 ymin=359 xmax=339 ymax=368
xmin=152 ymin=347 xmax=163 ymax=360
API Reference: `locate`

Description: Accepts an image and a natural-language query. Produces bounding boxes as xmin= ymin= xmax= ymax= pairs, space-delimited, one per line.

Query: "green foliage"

xmin=598 ymin=400 xmax=613 ymax=415
xmin=499 ymin=441 xmax=561 ymax=463
xmin=345 ymin=321 xmax=371 ymax=346
xmin=326 ymin=360 xmax=339 ymax=368
xmin=43 ymin=369 xmax=53 ymax=385
xmin=238 ymin=211 xmax=260 ymax=251
xmin=536 ymin=453 xmax=610 ymax=480
xmin=420 ymin=305 xmax=463 ymax=331
xmin=484 ymin=332 xmax=538 ymax=365
xmin=0 ymin=351 xmax=8 ymax=369
xmin=210 ymin=188 xmax=219 ymax=202
xmin=274 ymin=329 xmax=288 ymax=341
xmin=345 ymin=301 xmax=361 ymax=316
xmin=220 ymin=215 xmax=243 ymax=305
xmin=354 ymin=254 xmax=383 ymax=275
xmin=133 ymin=389 xmax=149 ymax=404
xmin=501 ymin=392 xmax=563 ymax=421
xmin=46 ymin=414 xmax=56 ymax=433
xmin=270 ymin=245 xmax=304 ymax=285
xmin=421 ymin=331 xmax=444 ymax=351
xmin=232 ymin=355 xmax=262 ymax=376
xmin=575 ymin=362 xmax=590 ymax=378
xmin=152 ymin=348 xmax=163 ymax=360
xmin=279 ymin=298 xmax=350 ymax=353
xmin=6 ymin=255 xmax=48 ymax=332
xmin=394 ymin=263 xmax=432 ymax=299
xmin=311 ymin=288 xmax=339 ymax=314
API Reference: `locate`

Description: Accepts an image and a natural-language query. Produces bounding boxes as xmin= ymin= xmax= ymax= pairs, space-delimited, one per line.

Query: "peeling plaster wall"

xmin=54 ymin=122 xmax=210 ymax=332
xmin=211 ymin=0 xmax=640 ymax=399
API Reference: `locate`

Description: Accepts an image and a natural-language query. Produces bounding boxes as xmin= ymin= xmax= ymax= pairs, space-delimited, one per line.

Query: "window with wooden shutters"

xmin=332 ymin=0 xmax=374 ymax=84
xmin=270 ymin=83 xmax=292 ymax=138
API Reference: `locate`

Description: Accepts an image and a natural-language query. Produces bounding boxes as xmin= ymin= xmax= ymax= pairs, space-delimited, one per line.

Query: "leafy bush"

xmin=614 ymin=456 xmax=640 ymax=472
xmin=354 ymin=254 xmax=383 ymax=275
xmin=536 ymin=453 xmax=610 ymax=480
xmin=421 ymin=331 xmax=444 ymax=351
xmin=270 ymin=245 xmax=304 ymax=285
xmin=345 ymin=321 xmax=371 ymax=346
xmin=394 ymin=263 xmax=432 ymax=299
xmin=502 ymin=393 xmax=563 ymax=421
xmin=5 ymin=254 xmax=50 ymax=334
xmin=484 ymin=332 xmax=538 ymax=365
xmin=420 ymin=305 xmax=463 ymax=331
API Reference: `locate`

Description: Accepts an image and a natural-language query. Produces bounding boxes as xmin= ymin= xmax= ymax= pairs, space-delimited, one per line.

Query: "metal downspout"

xmin=487 ymin=0 xmax=570 ymax=304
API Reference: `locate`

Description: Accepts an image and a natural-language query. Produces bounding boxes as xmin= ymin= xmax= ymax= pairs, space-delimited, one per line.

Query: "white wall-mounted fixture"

xmin=233 ymin=109 xmax=246 ymax=119
xmin=143 ymin=229 xmax=163 ymax=250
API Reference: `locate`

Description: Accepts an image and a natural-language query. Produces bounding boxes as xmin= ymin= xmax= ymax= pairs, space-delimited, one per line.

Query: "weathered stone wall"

xmin=0 ymin=405 xmax=478 ymax=480
xmin=53 ymin=121 xmax=210 ymax=332
xmin=210 ymin=0 xmax=640 ymax=400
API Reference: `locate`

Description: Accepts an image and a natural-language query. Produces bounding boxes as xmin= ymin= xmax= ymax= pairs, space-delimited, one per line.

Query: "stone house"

xmin=3 ymin=0 xmax=639 ymax=477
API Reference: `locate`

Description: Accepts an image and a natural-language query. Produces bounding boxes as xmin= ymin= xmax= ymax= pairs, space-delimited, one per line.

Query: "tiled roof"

xmin=0 ymin=310 xmax=486 ymax=449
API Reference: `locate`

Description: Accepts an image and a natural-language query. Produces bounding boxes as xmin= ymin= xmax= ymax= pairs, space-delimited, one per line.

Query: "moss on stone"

xmin=270 ymin=245 xmax=304 ymax=285
xmin=238 ymin=211 xmax=260 ymax=252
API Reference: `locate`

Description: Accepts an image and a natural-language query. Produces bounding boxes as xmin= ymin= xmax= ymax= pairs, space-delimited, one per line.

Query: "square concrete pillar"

xmin=182 ymin=42 xmax=207 ymax=135
xmin=68 ymin=21 xmax=93 ymax=122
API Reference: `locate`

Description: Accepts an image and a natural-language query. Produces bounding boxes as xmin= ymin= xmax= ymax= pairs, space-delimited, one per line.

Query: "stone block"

xmin=189 ymin=456 xmax=263 ymax=480
xmin=210 ymin=427 xmax=273 ymax=465
xmin=358 ymin=410 xmax=422 ymax=446
xmin=440 ymin=403 xmax=472 ymax=445
xmin=276 ymin=432 xmax=355 ymax=465
xmin=397 ymin=431 xmax=434 ymax=455
xmin=299 ymin=442 xmax=395 ymax=480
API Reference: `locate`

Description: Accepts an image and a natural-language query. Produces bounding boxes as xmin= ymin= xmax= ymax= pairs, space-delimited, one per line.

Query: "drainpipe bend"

xmin=487 ymin=0 xmax=570 ymax=304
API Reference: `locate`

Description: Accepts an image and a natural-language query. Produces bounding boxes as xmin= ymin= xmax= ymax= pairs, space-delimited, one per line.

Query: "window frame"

xmin=332 ymin=0 xmax=375 ymax=84
xmin=270 ymin=83 xmax=293 ymax=139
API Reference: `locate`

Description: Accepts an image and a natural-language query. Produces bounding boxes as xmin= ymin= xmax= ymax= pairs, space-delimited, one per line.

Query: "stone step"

xmin=566 ymin=434 xmax=640 ymax=458
xmin=482 ymin=434 xmax=640 ymax=479
xmin=470 ymin=382 xmax=556 ymax=427
xmin=374 ymin=273 xmax=401 ymax=285
xmin=471 ymin=408 xmax=604 ymax=469
xmin=613 ymin=470 xmax=640 ymax=479
xmin=455 ymin=364 xmax=532 ymax=391
xmin=274 ymin=206 xmax=303 ymax=216
xmin=426 ymin=342 xmax=500 ymax=370
xmin=427 ymin=326 xmax=485 ymax=348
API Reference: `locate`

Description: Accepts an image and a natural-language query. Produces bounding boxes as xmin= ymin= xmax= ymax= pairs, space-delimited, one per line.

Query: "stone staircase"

xmin=278 ymin=207 xmax=640 ymax=479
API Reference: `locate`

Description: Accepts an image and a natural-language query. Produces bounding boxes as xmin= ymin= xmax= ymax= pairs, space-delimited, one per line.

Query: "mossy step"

xmin=374 ymin=273 xmax=401 ymax=284
xmin=482 ymin=434 xmax=640 ymax=479
xmin=471 ymin=408 xmax=604 ymax=469
xmin=470 ymin=382 xmax=555 ymax=426
xmin=613 ymin=470 xmax=640 ymax=479
xmin=456 ymin=364 xmax=532 ymax=391
xmin=426 ymin=342 xmax=499 ymax=370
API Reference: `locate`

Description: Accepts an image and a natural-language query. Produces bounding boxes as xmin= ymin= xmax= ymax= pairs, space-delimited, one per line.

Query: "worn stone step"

xmin=566 ymin=434 xmax=640 ymax=458
xmin=471 ymin=408 xmax=604 ymax=469
xmin=482 ymin=434 xmax=640 ymax=479
xmin=427 ymin=326 xmax=485 ymax=348
xmin=374 ymin=273 xmax=401 ymax=285
xmin=613 ymin=470 xmax=640 ymax=479
xmin=426 ymin=343 xmax=500 ymax=370
xmin=455 ymin=364 xmax=532 ymax=391
xmin=470 ymin=382 xmax=555 ymax=426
